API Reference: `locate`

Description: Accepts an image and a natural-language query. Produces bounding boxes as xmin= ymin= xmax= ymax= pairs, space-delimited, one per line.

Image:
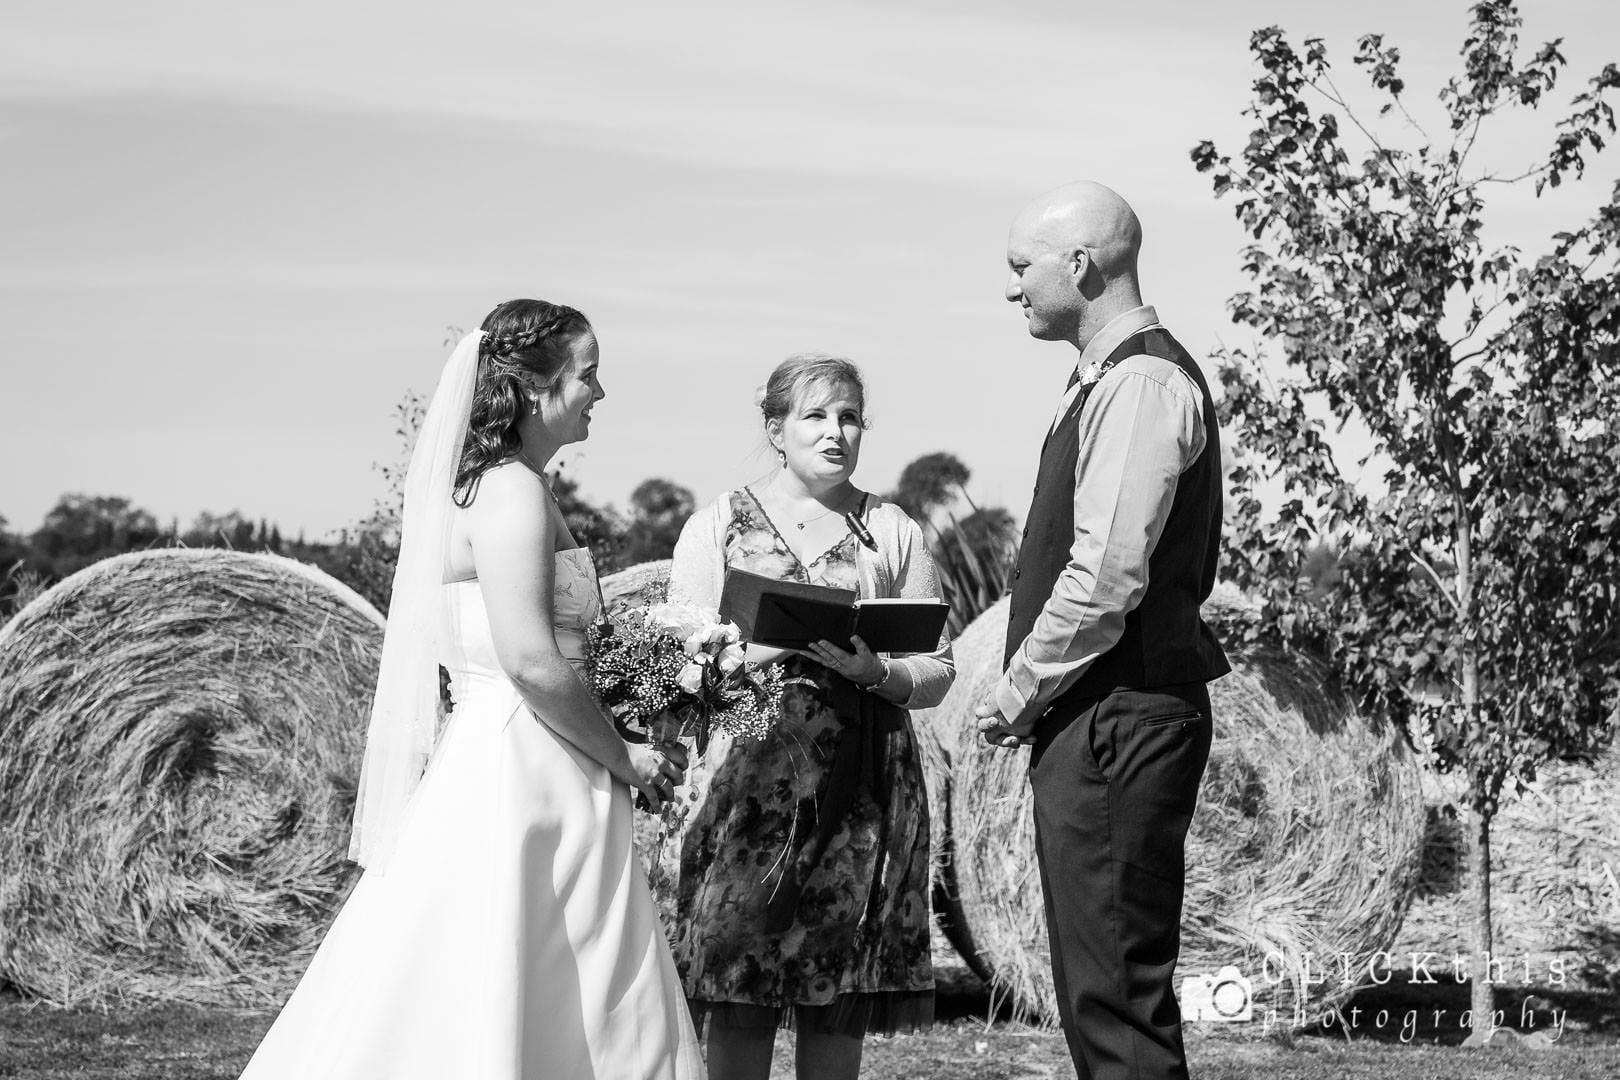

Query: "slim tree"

xmin=888 ymin=451 xmax=972 ymax=522
xmin=1191 ymin=1 xmax=1620 ymax=1039
xmin=622 ymin=478 xmax=697 ymax=564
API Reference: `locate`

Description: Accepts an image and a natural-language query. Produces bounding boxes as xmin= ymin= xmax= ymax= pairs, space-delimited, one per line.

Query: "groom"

xmin=974 ymin=181 xmax=1229 ymax=1080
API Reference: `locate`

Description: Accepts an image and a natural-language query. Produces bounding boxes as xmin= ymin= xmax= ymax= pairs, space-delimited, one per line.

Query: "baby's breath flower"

xmin=587 ymin=602 xmax=783 ymax=750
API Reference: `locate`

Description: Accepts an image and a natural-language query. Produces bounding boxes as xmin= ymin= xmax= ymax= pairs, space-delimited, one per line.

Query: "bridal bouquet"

xmin=586 ymin=601 xmax=783 ymax=754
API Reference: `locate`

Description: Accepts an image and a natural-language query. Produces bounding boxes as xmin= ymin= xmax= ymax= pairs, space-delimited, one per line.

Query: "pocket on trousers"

xmin=1028 ymin=701 xmax=1104 ymax=782
xmin=1140 ymin=708 xmax=1205 ymax=728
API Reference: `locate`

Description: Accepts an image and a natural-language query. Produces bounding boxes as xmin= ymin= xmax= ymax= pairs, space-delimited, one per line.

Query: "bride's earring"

xmin=529 ymin=395 xmax=539 ymax=417
xmin=777 ymin=447 xmax=787 ymax=468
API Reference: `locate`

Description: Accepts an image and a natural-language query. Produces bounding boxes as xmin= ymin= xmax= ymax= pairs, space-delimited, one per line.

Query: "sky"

xmin=3 ymin=0 xmax=1617 ymax=539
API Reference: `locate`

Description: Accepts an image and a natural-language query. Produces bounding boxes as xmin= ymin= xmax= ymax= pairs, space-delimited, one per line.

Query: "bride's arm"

xmin=464 ymin=465 xmax=668 ymax=795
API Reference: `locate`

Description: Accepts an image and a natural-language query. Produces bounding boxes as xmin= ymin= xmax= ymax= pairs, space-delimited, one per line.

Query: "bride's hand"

xmin=656 ymin=740 xmax=690 ymax=773
xmin=629 ymin=743 xmax=687 ymax=812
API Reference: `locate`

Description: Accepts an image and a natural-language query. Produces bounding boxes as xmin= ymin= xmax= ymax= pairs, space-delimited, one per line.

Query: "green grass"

xmin=1 ymin=977 xmax=1616 ymax=1079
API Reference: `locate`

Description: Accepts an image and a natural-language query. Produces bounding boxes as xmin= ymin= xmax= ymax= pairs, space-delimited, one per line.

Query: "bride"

xmin=239 ymin=299 xmax=705 ymax=1079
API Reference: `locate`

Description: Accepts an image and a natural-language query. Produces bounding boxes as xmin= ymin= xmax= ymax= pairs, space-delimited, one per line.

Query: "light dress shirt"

xmin=994 ymin=305 xmax=1209 ymax=727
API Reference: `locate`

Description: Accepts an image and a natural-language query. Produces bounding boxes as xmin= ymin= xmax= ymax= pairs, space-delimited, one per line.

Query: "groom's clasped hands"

xmin=974 ymin=695 xmax=1036 ymax=749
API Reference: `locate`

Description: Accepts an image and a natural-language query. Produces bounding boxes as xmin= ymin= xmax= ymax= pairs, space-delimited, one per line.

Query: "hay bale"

xmin=918 ymin=596 xmax=1427 ymax=1026
xmin=912 ymin=595 xmax=1006 ymax=989
xmin=0 ymin=549 xmax=383 ymax=1006
xmin=602 ymin=558 xmax=670 ymax=611
xmin=1394 ymin=748 xmax=1620 ymax=990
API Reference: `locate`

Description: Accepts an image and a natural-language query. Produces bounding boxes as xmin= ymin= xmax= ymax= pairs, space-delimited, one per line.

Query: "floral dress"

xmin=650 ymin=488 xmax=933 ymax=1037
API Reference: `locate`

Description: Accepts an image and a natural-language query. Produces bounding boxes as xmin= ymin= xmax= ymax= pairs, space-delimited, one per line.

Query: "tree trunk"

xmin=1463 ymin=802 xmax=1497 ymax=1044
xmin=1441 ymin=434 xmax=1497 ymax=1045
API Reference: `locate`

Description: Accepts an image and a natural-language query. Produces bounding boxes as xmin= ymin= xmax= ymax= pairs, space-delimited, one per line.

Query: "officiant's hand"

xmin=975 ymin=689 xmax=1035 ymax=748
xmin=807 ymin=635 xmax=886 ymax=687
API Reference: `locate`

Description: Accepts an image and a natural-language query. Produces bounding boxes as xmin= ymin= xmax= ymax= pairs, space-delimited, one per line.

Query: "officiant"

xmin=661 ymin=353 xmax=955 ymax=1080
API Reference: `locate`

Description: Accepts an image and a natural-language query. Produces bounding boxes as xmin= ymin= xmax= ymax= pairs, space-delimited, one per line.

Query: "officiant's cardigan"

xmin=668 ymin=491 xmax=955 ymax=710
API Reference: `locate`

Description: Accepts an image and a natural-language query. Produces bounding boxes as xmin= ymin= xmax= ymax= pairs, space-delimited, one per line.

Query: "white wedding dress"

xmin=240 ymin=548 xmax=704 ymax=1079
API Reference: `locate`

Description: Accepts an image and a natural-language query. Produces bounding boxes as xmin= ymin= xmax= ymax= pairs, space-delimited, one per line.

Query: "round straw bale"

xmin=1394 ymin=744 xmax=1620 ymax=990
xmin=912 ymin=592 xmax=1007 ymax=987
xmin=917 ymin=595 xmax=1427 ymax=1026
xmin=602 ymin=558 xmax=671 ymax=611
xmin=0 ymin=549 xmax=383 ymax=1006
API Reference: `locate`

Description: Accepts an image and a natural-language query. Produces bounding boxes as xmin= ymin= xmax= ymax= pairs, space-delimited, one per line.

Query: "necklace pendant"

xmin=796 ymin=522 xmax=806 ymax=530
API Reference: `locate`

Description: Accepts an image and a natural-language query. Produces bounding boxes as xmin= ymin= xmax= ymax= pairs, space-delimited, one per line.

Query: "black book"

xmin=718 ymin=566 xmax=949 ymax=654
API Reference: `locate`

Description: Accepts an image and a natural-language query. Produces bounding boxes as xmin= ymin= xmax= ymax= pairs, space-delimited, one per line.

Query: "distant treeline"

xmin=1 ymin=453 xmax=1022 ymax=628
xmin=0 ymin=475 xmax=698 ymax=621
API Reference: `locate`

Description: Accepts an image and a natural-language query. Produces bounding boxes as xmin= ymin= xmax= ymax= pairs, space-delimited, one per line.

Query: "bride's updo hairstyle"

xmin=756 ymin=353 xmax=869 ymax=434
xmin=454 ymin=298 xmax=592 ymax=506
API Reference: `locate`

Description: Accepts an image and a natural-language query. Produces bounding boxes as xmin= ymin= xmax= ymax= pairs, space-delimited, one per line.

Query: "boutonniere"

xmin=1077 ymin=359 xmax=1121 ymax=389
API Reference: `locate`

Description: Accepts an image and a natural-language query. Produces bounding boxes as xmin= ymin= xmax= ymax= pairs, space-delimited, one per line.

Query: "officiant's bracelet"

xmin=860 ymin=658 xmax=891 ymax=693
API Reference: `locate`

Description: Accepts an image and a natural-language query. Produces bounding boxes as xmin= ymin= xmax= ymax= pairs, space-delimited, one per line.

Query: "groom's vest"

xmin=1003 ymin=328 xmax=1230 ymax=712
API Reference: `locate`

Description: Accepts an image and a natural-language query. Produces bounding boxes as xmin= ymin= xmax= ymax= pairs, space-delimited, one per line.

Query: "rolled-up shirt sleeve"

xmin=993 ymin=357 xmax=1206 ymax=726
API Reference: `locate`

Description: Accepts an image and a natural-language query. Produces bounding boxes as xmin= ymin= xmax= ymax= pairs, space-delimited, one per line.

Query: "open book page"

xmin=854 ymin=597 xmax=948 ymax=607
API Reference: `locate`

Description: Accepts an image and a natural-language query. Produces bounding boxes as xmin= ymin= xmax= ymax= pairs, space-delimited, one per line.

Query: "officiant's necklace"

xmin=793 ymin=505 xmax=837 ymax=530
xmin=780 ymin=489 xmax=859 ymax=530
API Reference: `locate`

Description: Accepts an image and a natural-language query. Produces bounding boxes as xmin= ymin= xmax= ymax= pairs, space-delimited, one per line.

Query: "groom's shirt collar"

xmin=1050 ymin=305 xmax=1162 ymax=430
xmin=1073 ymin=305 xmax=1162 ymax=385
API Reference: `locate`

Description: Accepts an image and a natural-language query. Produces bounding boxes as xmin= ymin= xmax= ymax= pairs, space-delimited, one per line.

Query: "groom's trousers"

xmin=1028 ymin=682 xmax=1213 ymax=1080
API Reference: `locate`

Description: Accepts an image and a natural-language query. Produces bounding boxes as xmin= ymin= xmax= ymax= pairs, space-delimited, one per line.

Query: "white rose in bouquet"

xmin=676 ymin=660 xmax=706 ymax=695
xmin=644 ymin=602 xmax=712 ymax=638
xmin=683 ymin=620 xmax=741 ymax=657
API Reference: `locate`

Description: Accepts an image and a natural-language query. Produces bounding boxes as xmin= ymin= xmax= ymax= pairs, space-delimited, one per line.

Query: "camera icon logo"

xmin=1180 ymin=965 xmax=1253 ymax=1022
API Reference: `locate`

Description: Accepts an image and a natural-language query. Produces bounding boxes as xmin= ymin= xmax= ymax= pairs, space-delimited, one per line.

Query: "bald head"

xmin=1013 ymin=181 xmax=1143 ymax=284
xmin=1005 ymin=181 xmax=1145 ymax=345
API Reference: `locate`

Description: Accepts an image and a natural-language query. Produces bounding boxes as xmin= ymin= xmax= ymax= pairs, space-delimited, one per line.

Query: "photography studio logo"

xmin=1179 ymin=965 xmax=1253 ymax=1022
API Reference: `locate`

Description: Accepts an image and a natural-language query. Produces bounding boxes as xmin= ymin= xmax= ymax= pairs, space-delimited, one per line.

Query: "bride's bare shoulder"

xmin=458 ymin=462 xmax=554 ymax=540
xmin=467 ymin=460 xmax=548 ymax=503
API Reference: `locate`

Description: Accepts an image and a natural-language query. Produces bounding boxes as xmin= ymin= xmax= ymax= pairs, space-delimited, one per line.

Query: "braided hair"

xmin=453 ymin=298 xmax=592 ymax=506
